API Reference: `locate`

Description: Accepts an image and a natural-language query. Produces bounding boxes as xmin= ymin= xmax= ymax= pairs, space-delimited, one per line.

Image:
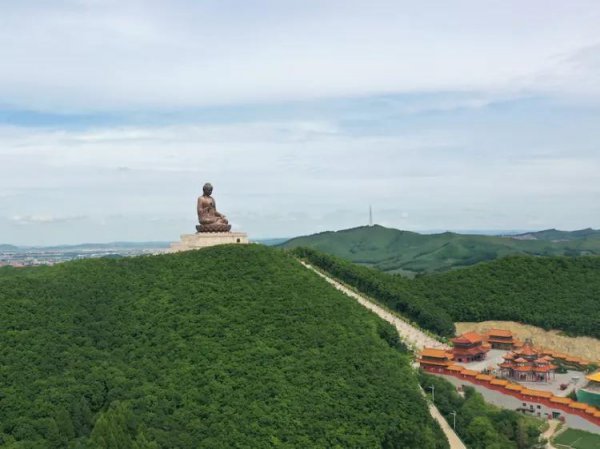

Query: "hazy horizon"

xmin=2 ymin=224 xmax=597 ymax=247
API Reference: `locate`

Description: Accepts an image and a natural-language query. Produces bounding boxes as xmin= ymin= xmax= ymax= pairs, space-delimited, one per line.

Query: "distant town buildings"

xmin=0 ymin=245 xmax=169 ymax=267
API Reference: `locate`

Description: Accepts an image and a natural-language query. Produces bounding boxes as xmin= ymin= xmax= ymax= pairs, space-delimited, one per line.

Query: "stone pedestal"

xmin=169 ymin=232 xmax=249 ymax=252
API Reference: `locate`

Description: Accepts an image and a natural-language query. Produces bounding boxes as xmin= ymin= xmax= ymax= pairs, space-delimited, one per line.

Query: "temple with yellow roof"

xmin=418 ymin=348 xmax=454 ymax=371
xmin=577 ymin=371 xmax=600 ymax=407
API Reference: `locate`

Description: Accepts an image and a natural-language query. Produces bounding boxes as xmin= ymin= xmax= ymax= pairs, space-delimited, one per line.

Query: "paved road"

xmin=300 ymin=261 xmax=465 ymax=448
xmin=427 ymin=401 xmax=468 ymax=449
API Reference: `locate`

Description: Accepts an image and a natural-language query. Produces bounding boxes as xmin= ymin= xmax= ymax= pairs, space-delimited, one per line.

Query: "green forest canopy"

xmin=292 ymin=248 xmax=600 ymax=339
xmin=0 ymin=245 xmax=448 ymax=449
xmin=414 ymin=255 xmax=600 ymax=339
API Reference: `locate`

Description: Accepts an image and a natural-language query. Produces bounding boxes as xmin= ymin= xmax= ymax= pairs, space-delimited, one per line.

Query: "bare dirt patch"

xmin=456 ymin=321 xmax=600 ymax=364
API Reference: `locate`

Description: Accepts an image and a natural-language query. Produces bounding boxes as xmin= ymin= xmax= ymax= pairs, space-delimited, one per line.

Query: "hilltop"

xmin=280 ymin=225 xmax=600 ymax=274
xmin=0 ymin=245 xmax=446 ymax=449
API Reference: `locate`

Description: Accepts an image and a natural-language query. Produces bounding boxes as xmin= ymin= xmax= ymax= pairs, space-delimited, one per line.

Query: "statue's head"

xmin=203 ymin=183 xmax=213 ymax=195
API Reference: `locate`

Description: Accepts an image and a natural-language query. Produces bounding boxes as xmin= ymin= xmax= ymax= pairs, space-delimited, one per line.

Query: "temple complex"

xmin=499 ymin=340 xmax=557 ymax=383
xmin=418 ymin=332 xmax=600 ymax=432
xmin=451 ymin=332 xmax=490 ymax=363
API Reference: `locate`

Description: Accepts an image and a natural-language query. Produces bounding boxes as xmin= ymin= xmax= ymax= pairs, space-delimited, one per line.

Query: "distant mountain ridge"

xmin=280 ymin=225 xmax=600 ymax=274
xmin=511 ymin=228 xmax=600 ymax=241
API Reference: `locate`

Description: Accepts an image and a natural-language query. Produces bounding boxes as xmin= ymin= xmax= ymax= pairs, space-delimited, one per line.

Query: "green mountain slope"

xmin=414 ymin=255 xmax=600 ymax=339
xmin=293 ymin=248 xmax=600 ymax=339
xmin=0 ymin=245 xmax=447 ymax=449
xmin=280 ymin=225 xmax=600 ymax=273
xmin=291 ymin=247 xmax=456 ymax=337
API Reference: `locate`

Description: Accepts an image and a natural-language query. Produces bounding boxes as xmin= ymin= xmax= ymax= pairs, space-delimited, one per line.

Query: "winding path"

xmin=541 ymin=420 xmax=561 ymax=449
xmin=300 ymin=261 xmax=465 ymax=449
xmin=300 ymin=261 xmax=448 ymax=351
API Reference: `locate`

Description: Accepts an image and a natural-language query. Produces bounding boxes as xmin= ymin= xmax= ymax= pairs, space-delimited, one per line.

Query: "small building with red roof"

xmin=485 ymin=328 xmax=517 ymax=350
xmin=451 ymin=331 xmax=490 ymax=363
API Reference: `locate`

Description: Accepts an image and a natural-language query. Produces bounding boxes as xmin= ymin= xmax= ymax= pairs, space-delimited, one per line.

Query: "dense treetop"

xmin=0 ymin=245 xmax=448 ymax=449
xmin=291 ymin=247 xmax=456 ymax=338
xmin=281 ymin=225 xmax=600 ymax=274
xmin=292 ymin=248 xmax=600 ymax=339
xmin=414 ymin=255 xmax=600 ymax=339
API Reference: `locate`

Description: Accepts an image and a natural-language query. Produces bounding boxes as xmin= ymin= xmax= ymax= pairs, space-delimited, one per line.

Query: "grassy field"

xmin=280 ymin=225 xmax=600 ymax=273
xmin=553 ymin=428 xmax=600 ymax=449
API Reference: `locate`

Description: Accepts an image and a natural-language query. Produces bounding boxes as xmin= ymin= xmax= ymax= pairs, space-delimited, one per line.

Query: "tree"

xmin=466 ymin=417 xmax=501 ymax=449
xmin=89 ymin=402 xmax=135 ymax=449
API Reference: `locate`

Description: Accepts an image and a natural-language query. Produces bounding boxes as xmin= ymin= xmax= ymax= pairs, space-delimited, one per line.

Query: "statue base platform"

xmin=196 ymin=224 xmax=231 ymax=233
xmin=169 ymin=232 xmax=249 ymax=252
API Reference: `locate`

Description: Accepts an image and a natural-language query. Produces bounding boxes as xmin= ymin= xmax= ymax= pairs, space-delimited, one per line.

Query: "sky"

xmin=1 ymin=0 xmax=600 ymax=245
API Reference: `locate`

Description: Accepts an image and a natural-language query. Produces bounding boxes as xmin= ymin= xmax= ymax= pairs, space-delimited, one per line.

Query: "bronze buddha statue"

xmin=196 ymin=183 xmax=231 ymax=232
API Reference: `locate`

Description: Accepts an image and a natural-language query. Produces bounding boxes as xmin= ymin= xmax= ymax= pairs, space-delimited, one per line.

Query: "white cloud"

xmin=9 ymin=214 xmax=87 ymax=225
xmin=2 ymin=1 xmax=600 ymax=112
xmin=0 ymin=116 xmax=599 ymax=244
xmin=534 ymin=43 xmax=600 ymax=102
xmin=1 ymin=2 xmax=600 ymax=244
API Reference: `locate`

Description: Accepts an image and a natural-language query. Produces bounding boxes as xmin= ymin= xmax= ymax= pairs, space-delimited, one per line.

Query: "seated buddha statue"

xmin=196 ymin=183 xmax=231 ymax=232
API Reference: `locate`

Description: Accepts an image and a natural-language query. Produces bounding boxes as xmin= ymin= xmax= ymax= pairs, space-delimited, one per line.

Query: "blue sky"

xmin=1 ymin=1 xmax=600 ymax=244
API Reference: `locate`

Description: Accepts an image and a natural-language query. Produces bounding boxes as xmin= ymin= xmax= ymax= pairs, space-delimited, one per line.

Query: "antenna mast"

xmin=369 ymin=205 xmax=373 ymax=226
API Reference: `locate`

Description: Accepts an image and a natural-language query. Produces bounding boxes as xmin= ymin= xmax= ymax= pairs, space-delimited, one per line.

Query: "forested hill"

xmin=293 ymin=248 xmax=600 ymax=340
xmin=414 ymin=255 xmax=600 ymax=339
xmin=0 ymin=245 xmax=447 ymax=449
xmin=280 ymin=225 xmax=600 ymax=274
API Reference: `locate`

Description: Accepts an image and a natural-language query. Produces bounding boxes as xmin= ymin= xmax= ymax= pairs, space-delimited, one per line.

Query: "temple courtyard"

xmin=454 ymin=348 xmax=588 ymax=397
